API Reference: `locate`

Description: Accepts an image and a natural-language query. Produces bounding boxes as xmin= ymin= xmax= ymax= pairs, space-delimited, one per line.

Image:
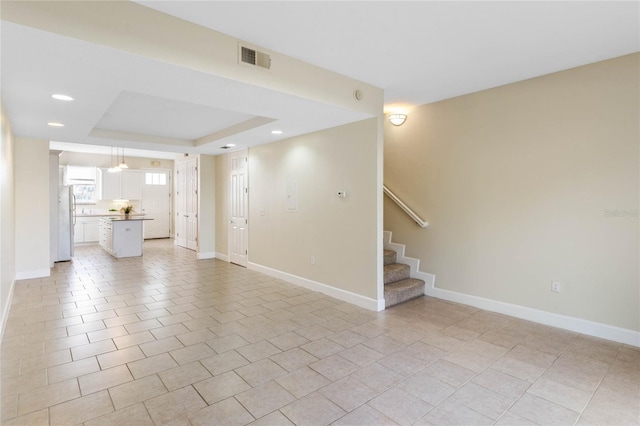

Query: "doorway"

xmin=141 ymin=170 xmax=171 ymax=239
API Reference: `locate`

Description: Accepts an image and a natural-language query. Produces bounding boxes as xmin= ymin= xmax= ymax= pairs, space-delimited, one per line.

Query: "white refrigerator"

xmin=57 ymin=185 xmax=75 ymax=261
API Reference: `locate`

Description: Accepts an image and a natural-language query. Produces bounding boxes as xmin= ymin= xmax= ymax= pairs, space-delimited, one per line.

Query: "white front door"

xmin=141 ymin=170 xmax=171 ymax=239
xmin=229 ymin=149 xmax=248 ymax=267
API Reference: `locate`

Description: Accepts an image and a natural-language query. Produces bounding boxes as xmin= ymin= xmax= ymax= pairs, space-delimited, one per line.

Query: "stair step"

xmin=383 ymin=249 xmax=397 ymax=266
xmin=384 ymin=263 xmax=410 ymax=285
xmin=384 ymin=278 xmax=425 ymax=308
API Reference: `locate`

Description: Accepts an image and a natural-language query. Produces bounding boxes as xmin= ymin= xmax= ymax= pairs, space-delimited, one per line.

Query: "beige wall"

xmin=197 ymin=154 xmax=215 ymax=257
xmin=248 ymin=119 xmax=379 ymax=300
xmin=15 ymin=138 xmax=50 ymax=278
xmin=384 ymin=53 xmax=639 ymax=332
xmin=215 ymin=153 xmax=229 ymax=257
xmin=1 ymin=101 xmax=16 ymax=337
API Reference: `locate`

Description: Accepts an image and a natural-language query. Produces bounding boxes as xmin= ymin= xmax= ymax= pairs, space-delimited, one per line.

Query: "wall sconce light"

xmin=388 ymin=113 xmax=407 ymax=126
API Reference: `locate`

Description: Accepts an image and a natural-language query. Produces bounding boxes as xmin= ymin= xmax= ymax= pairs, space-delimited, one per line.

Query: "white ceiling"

xmin=2 ymin=1 xmax=638 ymax=158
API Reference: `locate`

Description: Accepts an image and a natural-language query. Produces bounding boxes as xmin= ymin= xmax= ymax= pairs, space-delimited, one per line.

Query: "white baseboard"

xmin=248 ymin=262 xmax=384 ymax=312
xmin=427 ymin=285 xmax=639 ymax=347
xmin=14 ymin=268 xmax=50 ymax=280
xmin=0 ymin=279 xmax=16 ymax=344
xmin=215 ymin=252 xmax=229 ymax=262
xmin=384 ymin=230 xmax=639 ymax=347
xmin=197 ymin=252 xmax=215 ymax=260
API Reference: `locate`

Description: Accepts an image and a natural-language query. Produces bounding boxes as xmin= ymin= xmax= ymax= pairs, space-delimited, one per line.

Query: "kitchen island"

xmin=99 ymin=217 xmax=153 ymax=258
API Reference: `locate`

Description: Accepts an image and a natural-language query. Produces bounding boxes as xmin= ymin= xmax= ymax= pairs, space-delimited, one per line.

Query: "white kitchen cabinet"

xmin=98 ymin=169 xmax=143 ymax=200
xmin=74 ymin=217 xmax=100 ymax=244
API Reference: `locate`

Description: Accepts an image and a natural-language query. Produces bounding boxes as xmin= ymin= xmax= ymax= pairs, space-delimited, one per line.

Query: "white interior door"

xmin=141 ymin=170 xmax=171 ymax=239
xmin=175 ymin=161 xmax=187 ymax=248
xmin=185 ymin=159 xmax=198 ymax=251
xmin=229 ymin=149 xmax=248 ymax=267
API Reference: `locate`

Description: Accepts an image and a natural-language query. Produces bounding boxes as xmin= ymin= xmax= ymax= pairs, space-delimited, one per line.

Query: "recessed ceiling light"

xmin=271 ymin=130 xmax=283 ymax=135
xmin=47 ymin=122 xmax=65 ymax=127
xmin=226 ymin=143 xmax=236 ymax=147
xmin=51 ymin=94 xmax=74 ymax=101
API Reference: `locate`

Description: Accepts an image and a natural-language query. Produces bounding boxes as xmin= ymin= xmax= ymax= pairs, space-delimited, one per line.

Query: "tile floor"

xmin=1 ymin=240 xmax=638 ymax=426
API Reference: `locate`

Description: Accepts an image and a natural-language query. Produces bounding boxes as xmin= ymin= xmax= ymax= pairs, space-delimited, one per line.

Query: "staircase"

xmin=383 ymin=249 xmax=425 ymax=308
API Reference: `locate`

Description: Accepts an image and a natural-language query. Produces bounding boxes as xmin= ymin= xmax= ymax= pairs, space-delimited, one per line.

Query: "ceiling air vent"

xmin=240 ymin=45 xmax=271 ymax=70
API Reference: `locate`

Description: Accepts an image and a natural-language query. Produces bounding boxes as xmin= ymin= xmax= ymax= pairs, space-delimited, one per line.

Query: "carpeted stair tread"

xmin=383 ymin=250 xmax=397 ymax=266
xmin=384 ymin=278 xmax=425 ymax=308
xmin=384 ymin=263 xmax=410 ymax=285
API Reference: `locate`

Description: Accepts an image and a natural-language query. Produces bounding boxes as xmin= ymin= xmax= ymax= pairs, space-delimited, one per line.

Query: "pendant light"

xmin=107 ymin=147 xmax=122 ymax=173
xmin=118 ymin=147 xmax=129 ymax=169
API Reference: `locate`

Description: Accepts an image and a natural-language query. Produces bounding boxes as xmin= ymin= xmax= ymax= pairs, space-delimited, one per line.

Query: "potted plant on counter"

xmin=120 ymin=204 xmax=134 ymax=219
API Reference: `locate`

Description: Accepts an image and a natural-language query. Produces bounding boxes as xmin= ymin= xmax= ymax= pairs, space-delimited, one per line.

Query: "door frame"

xmin=140 ymin=168 xmax=172 ymax=239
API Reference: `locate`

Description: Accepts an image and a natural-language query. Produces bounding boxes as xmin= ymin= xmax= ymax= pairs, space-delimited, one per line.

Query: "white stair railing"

xmin=383 ymin=185 xmax=428 ymax=228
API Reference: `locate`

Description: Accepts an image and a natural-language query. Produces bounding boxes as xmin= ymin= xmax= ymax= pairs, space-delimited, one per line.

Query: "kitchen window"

xmin=66 ymin=166 xmax=97 ymax=204
xmin=145 ymin=172 xmax=167 ymax=185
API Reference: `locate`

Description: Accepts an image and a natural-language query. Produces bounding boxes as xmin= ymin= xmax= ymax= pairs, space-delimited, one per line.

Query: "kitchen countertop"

xmin=75 ymin=213 xmax=145 ymax=217
xmin=99 ymin=216 xmax=153 ymax=222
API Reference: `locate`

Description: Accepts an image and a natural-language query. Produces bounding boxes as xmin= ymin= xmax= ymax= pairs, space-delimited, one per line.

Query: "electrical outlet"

xmin=551 ymin=281 xmax=560 ymax=293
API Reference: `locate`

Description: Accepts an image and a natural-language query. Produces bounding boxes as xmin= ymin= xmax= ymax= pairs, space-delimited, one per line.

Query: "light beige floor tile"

xmin=247 ymin=410 xmax=294 ymax=426
xmin=333 ymin=404 xmax=399 ymax=426
xmin=422 ymin=359 xmax=475 ymax=388
xmin=378 ymin=351 xmax=425 ymax=376
xmin=78 ymin=364 xmax=133 ymax=395
xmin=139 ymin=336 xmax=184 ymax=357
xmin=527 ymin=377 xmax=592 ymax=412
xmin=472 ymin=368 xmax=530 ymax=398
xmin=349 ymin=363 xmax=404 ymax=392
xmin=338 ymin=344 xmax=385 ymax=367
xmin=368 ymin=387 xmax=432 ymax=426
xmin=17 ymin=378 xmax=80 ymax=416
xmin=270 ymin=347 xmax=319 ymax=372
xmin=267 ymin=332 xmax=310 ymax=351
xmin=200 ymin=349 xmax=250 ymax=375
xmin=275 ymin=366 xmax=331 ymax=398
xmin=2 ymin=408 xmax=49 ymax=426
xmin=235 ymin=380 xmax=296 ymax=419
xmin=193 ymin=370 xmax=251 ymax=404
xmin=2 ymin=241 xmax=633 ymax=426
xmin=49 ymin=389 xmax=113 ymax=425
xmin=236 ymin=340 xmax=282 ymax=362
xmin=87 ymin=325 xmax=128 ymax=343
xmin=48 ymin=357 xmax=100 ymax=384
xmin=109 ymin=374 xmax=168 ymax=410
xmin=97 ymin=345 xmax=145 ymax=370
xmin=236 ymin=358 xmax=288 ymax=387
xmin=280 ymin=392 xmax=346 ymax=426
xmin=170 ymin=342 xmax=216 ymax=365
xmin=189 ymin=397 xmax=255 ymax=426
xmin=509 ymin=393 xmax=580 ymax=425
xmin=447 ymin=382 xmax=514 ymax=420
xmin=127 ymin=353 xmax=178 ymax=379
xmin=420 ymin=399 xmax=494 ymax=426
xmin=175 ymin=329 xmax=215 ymax=346
xmin=309 ymin=354 xmax=359 ymax=381
xmin=85 ymin=403 xmax=154 ymax=426
xmin=144 ymin=386 xmax=207 ymax=425
xmin=319 ymin=376 xmax=379 ymax=411
xmin=158 ymin=362 xmax=212 ymax=391
xmin=396 ymin=370 xmax=457 ymax=405
xmin=494 ymin=412 xmax=539 ymax=425
xmin=326 ymin=330 xmax=367 ymax=348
